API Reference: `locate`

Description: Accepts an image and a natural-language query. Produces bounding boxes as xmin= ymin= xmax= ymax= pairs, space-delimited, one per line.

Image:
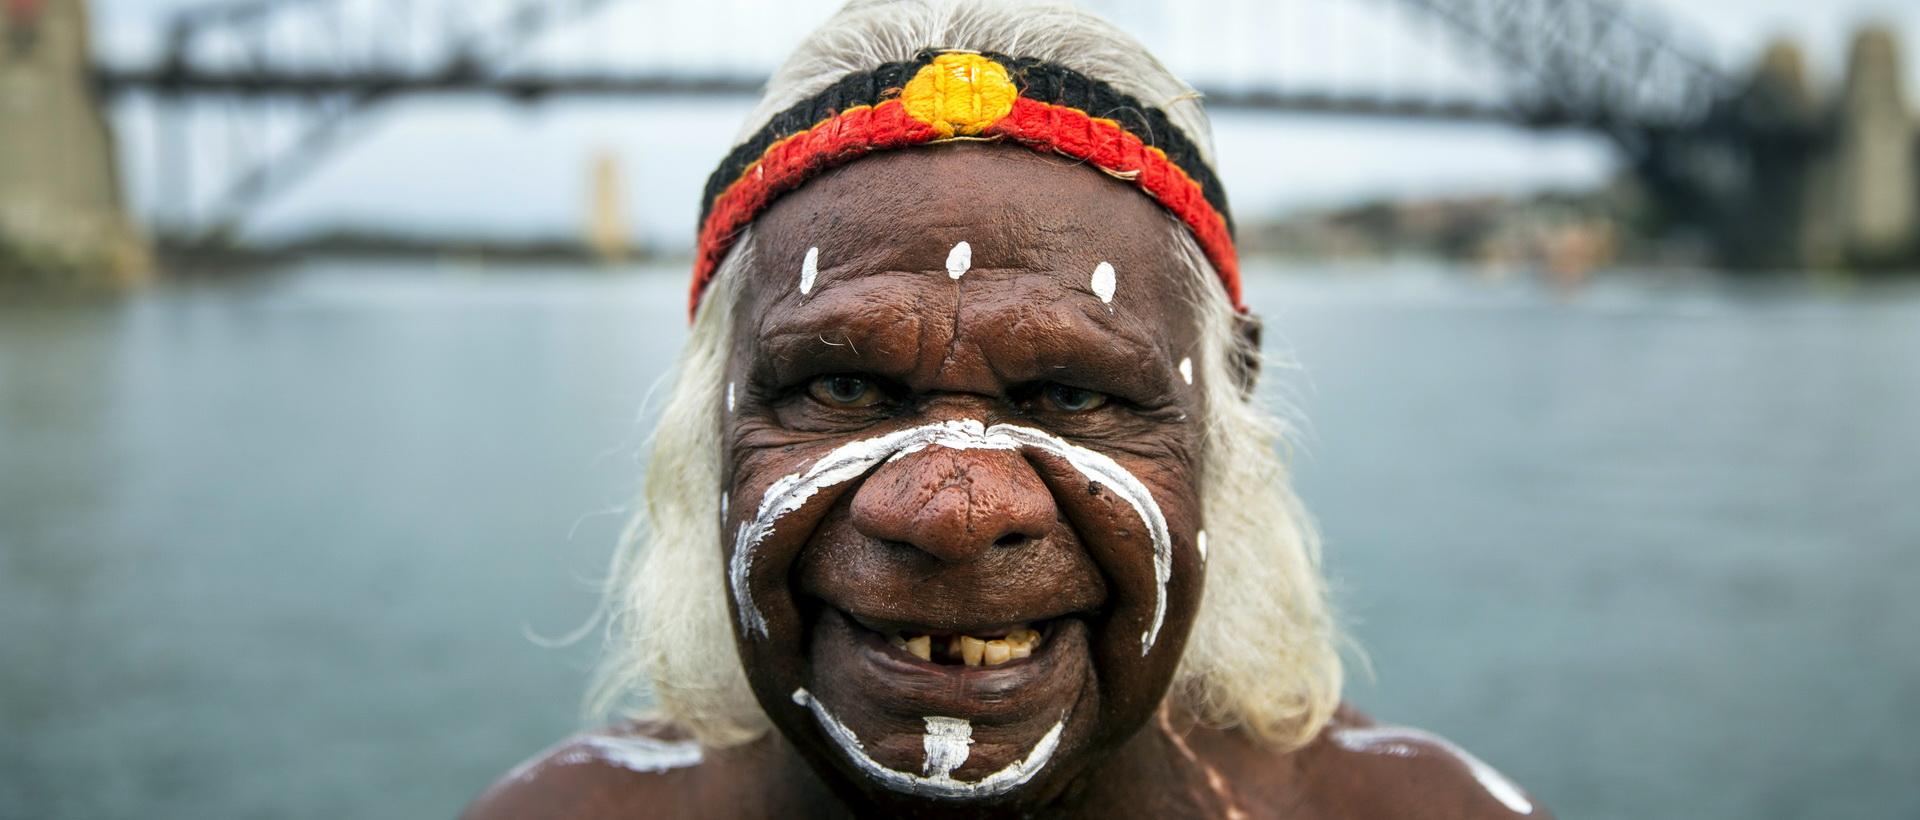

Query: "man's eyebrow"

xmin=997 ymin=309 xmax=1176 ymax=398
xmin=750 ymin=301 xmax=924 ymax=380
xmin=748 ymin=282 xmax=1181 ymax=397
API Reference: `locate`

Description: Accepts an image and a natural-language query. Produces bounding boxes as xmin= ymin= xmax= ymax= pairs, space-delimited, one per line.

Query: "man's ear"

xmin=1230 ymin=310 xmax=1262 ymax=397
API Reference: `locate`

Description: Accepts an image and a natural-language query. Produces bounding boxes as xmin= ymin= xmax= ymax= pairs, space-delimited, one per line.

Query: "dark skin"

xmin=468 ymin=144 xmax=1546 ymax=819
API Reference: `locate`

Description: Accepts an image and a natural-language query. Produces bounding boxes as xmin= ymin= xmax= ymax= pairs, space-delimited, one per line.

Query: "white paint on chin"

xmin=793 ymin=688 xmax=1065 ymax=801
xmin=1091 ymin=261 xmax=1116 ymax=304
xmin=1196 ymin=529 xmax=1207 ymax=562
xmin=921 ymin=716 xmax=973 ymax=778
xmin=799 ymin=246 xmax=820 ymax=295
xmin=729 ymin=419 xmax=1173 ymax=653
xmin=946 ymin=241 xmax=971 ymax=279
xmin=1178 ymin=357 xmax=1193 ymax=385
xmin=1331 ymin=726 xmax=1533 ymax=815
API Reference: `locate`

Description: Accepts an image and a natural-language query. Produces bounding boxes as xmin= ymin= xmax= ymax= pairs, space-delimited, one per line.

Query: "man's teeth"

xmin=960 ymin=636 xmax=986 ymax=666
xmin=983 ymin=640 xmax=1010 ymax=665
xmin=888 ymin=627 xmax=1043 ymax=666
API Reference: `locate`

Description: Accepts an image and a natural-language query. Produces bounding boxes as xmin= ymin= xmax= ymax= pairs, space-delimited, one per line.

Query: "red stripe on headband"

xmin=690 ymin=101 xmax=940 ymax=317
xmin=988 ymin=97 xmax=1242 ymax=312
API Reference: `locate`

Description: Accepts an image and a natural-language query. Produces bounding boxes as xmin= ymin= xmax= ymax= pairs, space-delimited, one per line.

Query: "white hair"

xmin=591 ymin=0 xmax=1341 ymax=751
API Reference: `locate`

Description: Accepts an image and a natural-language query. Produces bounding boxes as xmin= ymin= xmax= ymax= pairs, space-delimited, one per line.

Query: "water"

xmin=3 ymin=260 xmax=1917 ymax=819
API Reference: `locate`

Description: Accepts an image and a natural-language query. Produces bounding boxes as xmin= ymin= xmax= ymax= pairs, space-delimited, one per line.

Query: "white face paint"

xmin=1091 ymin=261 xmax=1116 ymax=304
xmin=1196 ymin=529 xmax=1208 ymax=562
xmin=507 ymin=733 xmax=704 ymax=784
xmin=793 ymin=688 xmax=1066 ymax=800
xmin=799 ymin=246 xmax=820 ymax=295
xmin=921 ymin=717 xmax=973 ymax=778
xmin=727 ymin=381 xmax=736 ymax=413
xmin=945 ymin=241 xmax=971 ymax=280
xmin=730 ymin=419 xmax=1172 ymax=652
xmin=1178 ymin=357 xmax=1193 ymax=386
xmin=1331 ymin=726 xmax=1533 ymax=815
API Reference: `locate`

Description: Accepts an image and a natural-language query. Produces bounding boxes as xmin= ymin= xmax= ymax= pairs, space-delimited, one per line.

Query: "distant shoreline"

xmin=150 ymin=186 xmax=1920 ymax=282
xmin=154 ymin=232 xmax=685 ymax=275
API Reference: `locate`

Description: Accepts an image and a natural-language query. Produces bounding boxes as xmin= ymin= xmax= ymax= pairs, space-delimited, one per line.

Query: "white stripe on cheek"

xmin=729 ymin=421 xmax=1004 ymax=638
xmin=984 ymin=425 xmax=1174 ymax=654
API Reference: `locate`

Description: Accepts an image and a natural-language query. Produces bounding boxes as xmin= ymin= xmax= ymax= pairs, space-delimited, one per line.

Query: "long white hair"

xmin=591 ymin=0 xmax=1342 ymax=751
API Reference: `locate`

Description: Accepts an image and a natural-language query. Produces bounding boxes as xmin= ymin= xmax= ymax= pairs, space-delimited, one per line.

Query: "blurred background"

xmin=3 ymin=0 xmax=1918 ymax=817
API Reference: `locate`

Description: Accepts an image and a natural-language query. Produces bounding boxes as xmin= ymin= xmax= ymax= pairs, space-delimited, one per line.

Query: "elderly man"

xmin=469 ymin=1 xmax=1545 ymax=817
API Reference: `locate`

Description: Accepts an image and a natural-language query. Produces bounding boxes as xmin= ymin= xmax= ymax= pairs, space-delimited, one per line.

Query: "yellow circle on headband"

xmin=900 ymin=52 xmax=1018 ymax=138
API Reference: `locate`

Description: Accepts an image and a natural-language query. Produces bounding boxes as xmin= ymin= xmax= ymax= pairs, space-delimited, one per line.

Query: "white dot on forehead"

xmin=798 ymin=247 xmax=819 ymax=295
xmin=1091 ymin=261 xmax=1116 ymax=304
xmin=946 ymin=241 xmax=971 ymax=280
xmin=1178 ymin=357 xmax=1193 ymax=385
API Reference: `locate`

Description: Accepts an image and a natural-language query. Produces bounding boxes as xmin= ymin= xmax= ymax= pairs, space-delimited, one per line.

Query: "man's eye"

xmin=807 ymin=375 xmax=883 ymax=408
xmin=1039 ymin=384 xmax=1109 ymax=413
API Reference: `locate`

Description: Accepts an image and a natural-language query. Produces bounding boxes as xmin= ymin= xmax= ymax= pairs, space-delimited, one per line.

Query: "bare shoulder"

xmin=461 ymin=721 xmax=727 ymax=820
xmin=1287 ymin=704 xmax=1551 ymax=819
xmin=1184 ymin=703 xmax=1548 ymax=819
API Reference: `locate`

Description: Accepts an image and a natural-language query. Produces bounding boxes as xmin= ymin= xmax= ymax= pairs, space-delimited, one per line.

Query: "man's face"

xmin=720 ymin=143 xmax=1208 ymax=808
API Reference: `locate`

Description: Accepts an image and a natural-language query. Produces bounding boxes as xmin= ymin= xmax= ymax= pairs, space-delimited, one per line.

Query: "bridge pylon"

xmin=1831 ymin=25 xmax=1918 ymax=268
xmin=1 ymin=0 xmax=149 ymax=286
xmin=1720 ymin=40 xmax=1826 ymax=269
xmin=1657 ymin=23 xmax=1918 ymax=273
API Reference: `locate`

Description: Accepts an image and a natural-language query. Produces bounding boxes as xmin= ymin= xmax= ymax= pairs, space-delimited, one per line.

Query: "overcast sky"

xmin=91 ymin=0 xmax=1920 ymax=246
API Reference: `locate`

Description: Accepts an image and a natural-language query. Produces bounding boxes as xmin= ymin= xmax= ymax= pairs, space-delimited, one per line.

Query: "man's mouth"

xmin=846 ymin=613 xmax=1052 ymax=668
xmin=798 ymin=605 xmax=1094 ymax=797
xmin=890 ymin=627 xmax=1044 ymax=666
xmin=806 ymin=605 xmax=1092 ymax=719
xmin=830 ymin=609 xmax=1077 ymax=679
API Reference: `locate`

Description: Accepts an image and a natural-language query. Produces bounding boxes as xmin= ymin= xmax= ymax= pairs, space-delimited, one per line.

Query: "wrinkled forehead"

xmin=732 ymin=144 xmax=1200 ymax=356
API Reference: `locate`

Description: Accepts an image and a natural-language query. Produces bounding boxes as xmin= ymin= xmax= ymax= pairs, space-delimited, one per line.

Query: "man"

xmin=469 ymin=1 xmax=1546 ymax=816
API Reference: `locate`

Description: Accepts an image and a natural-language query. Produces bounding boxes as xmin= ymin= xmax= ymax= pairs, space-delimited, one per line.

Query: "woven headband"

xmin=690 ymin=49 xmax=1240 ymax=318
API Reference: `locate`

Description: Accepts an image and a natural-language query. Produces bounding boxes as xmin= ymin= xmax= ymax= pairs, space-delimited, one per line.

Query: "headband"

xmin=690 ymin=49 xmax=1240 ymax=318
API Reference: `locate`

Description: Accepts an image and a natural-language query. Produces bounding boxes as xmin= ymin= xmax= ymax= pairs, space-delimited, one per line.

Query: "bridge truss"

xmin=91 ymin=0 xmax=1740 ymax=243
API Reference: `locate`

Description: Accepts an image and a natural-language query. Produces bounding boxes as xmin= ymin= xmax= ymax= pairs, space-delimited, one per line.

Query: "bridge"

xmin=3 ymin=0 xmax=1917 ymax=281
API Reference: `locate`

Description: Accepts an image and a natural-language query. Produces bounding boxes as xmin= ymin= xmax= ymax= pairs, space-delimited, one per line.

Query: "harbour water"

xmin=3 ymin=260 xmax=1917 ymax=818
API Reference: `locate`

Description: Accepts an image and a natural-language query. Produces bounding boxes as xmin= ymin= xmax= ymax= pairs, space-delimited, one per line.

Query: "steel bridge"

xmin=39 ymin=0 xmax=1919 ymax=267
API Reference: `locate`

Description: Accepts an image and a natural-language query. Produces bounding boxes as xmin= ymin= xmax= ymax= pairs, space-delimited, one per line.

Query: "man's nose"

xmin=849 ymin=445 xmax=1056 ymax=564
